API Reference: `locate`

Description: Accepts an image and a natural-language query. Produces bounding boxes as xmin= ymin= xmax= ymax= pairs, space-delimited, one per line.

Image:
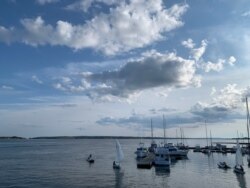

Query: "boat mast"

xmin=163 ymin=115 xmax=166 ymax=144
xmin=246 ymin=97 xmax=250 ymax=148
xmin=210 ymin=130 xmax=213 ymax=148
xmin=151 ymin=118 xmax=153 ymax=142
xmin=205 ymin=120 xmax=208 ymax=148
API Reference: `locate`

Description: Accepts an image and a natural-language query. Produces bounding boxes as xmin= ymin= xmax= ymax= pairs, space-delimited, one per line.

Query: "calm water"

xmin=0 ymin=139 xmax=249 ymax=188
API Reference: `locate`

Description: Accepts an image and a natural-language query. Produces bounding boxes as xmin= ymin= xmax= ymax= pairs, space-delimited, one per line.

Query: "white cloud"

xmin=241 ymin=11 xmax=250 ymax=17
xmin=201 ymin=56 xmax=236 ymax=73
xmin=36 ymin=0 xmax=59 ymax=5
xmin=191 ymin=40 xmax=207 ymax=61
xmin=228 ymin=56 xmax=236 ymax=66
xmin=182 ymin=38 xmax=207 ymax=61
xmin=181 ymin=38 xmax=195 ymax=49
xmin=210 ymin=87 xmax=216 ymax=96
xmin=203 ymin=59 xmax=225 ymax=72
xmin=32 ymin=75 xmax=43 ymax=84
xmin=0 ymin=1 xmax=188 ymax=55
xmin=1 ymin=85 xmax=14 ymax=90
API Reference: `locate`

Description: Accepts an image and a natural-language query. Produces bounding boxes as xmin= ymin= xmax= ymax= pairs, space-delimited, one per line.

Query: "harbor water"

xmin=0 ymin=139 xmax=249 ymax=188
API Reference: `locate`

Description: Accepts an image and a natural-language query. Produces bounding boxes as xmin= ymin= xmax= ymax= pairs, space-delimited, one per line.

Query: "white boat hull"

xmin=234 ymin=166 xmax=245 ymax=174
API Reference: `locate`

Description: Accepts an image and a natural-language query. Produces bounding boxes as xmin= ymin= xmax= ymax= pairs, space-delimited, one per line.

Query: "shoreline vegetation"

xmin=0 ymin=136 xmax=249 ymax=140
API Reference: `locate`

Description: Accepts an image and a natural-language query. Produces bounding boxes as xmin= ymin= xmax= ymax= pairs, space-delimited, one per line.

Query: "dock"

xmin=137 ymin=153 xmax=155 ymax=169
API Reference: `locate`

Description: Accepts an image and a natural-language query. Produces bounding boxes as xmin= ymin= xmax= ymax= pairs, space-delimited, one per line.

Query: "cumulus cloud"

xmin=63 ymin=51 xmax=199 ymax=99
xmin=190 ymin=84 xmax=250 ymax=122
xmin=203 ymin=59 xmax=225 ymax=72
xmin=182 ymin=39 xmax=207 ymax=61
xmin=201 ymin=56 xmax=236 ymax=73
xmin=181 ymin=38 xmax=195 ymax=49
xmin=228 ymin=56 xmax=236 ymax=66
xmin=0 ymin=1 xmax=188 ymax=55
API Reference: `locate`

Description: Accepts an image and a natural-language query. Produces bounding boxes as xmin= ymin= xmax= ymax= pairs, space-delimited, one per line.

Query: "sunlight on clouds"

xmin=0 ymin=1 xmax=188 ymax=55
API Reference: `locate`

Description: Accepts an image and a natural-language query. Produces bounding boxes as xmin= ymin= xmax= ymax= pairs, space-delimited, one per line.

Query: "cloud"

xmin=1 ymin=85 xmax=14 ymax=90
xmin=203 ymin=59 xmax=225 ymax=72
xmin=210 ymin=87 xmax=216 ymax=96
xmin=36 ymin=0 xmax=59 ymax=5
xmin=32 ymin=75 xmax=43 ymax=84
xmin=150 ymin=107 xmax=177 ymax=114
xmin=201 ymin=56 xmax=236 ymax=73
xmin=97 ymin=110 xmax=211 ymax=129
xmin=190 ymin=84 xmax=250 ymax=122
xmin=0 ymin=1 xmax=188 ymax=55
xmin=228 ymin=56 xmax=236 ymax=66
xmin=182 ymin=39 xmax=207 ymax=61
xmin=241 ymin=11 xmax=250 ymax=17
xmin=181 ymin=38 xmax=195 ymax=49
xmin=65 ymin=0 xmax=118 ymax=12
xmin=55 ymin=50 xmax=200 ymax=99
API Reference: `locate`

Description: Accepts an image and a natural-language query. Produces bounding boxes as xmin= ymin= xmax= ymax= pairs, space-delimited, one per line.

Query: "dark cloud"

xmin=50 ymin=103 xmax=77 ymax=108
xmin=190 ymin=102 xmax=244 ymax=122
xmin=83 ymin=51 xmax=200 ymax=98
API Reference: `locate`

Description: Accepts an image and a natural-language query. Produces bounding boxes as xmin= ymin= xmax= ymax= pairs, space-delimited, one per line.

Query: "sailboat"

xmin=113 ymin=139 xmax=124 ymax=169
xmin=149 ymin=119 xmax=157 ymax=153
xmin=135 ymin=124 xmax=148 ymax=158
xmin=234 ymin=139 xmax=245 ymax=174
xmin=202 ymin=120 xmax=211 ymax=155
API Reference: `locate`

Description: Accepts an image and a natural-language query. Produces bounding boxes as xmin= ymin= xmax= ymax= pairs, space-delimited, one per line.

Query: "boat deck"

xmin=137 ymin=153 xmax=155 ymax=169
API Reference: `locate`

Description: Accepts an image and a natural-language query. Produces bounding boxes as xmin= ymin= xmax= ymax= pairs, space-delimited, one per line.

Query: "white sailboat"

xmin=234 ymin=139 xmax=245 ymax=174
xmin=113 ymin=139 xmax=124 ymax=169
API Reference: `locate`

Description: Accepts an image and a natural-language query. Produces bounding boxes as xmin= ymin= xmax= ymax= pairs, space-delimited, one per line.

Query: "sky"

xmin=1 ymin=0 xmax=250 ymax=138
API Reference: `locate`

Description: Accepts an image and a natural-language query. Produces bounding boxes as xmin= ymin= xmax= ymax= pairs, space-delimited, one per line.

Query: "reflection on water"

xmin=155 ymin=166 xmax=170 ymax=176
xmin=236 ymin=174 xmax=247 ymax=188
xmin=114 ymin=169 xmax=124 ymax=188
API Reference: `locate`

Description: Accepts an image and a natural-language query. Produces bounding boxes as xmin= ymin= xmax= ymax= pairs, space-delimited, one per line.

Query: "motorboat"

xmin=193 ymin=145 xmax=202 ymax=152
xmin=165 ymin=143 xmax=188 ymax=159
xmin=217 ymin=162 xmax=230 ymax=169
xmin=154 ymin=147 xmax=171 ymax=167
xmin=234 ymin=165 xmax=245 ymax=174
xmin=135 ymin=142 xmax=148 ymax=158
xmin=148 ymin=140 xmax=157 ymax=153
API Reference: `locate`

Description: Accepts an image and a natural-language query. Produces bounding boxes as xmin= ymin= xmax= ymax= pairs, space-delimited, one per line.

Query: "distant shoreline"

xmin=0 ymin=136 xmax=246 ymax=140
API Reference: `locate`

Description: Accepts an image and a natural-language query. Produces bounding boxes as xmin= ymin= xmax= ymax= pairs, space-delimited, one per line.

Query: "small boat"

xmin=135 ymin=142 xmax=148 ymax=158
xmin=154 ymin=147 xmax=171 ymax=167
xmin=234 ymin=140 xmax=245 ymax=174
xmin=217 ymin=162 xmax=230 ymax=169
xmin=87 ymin=159 xmax=94 ymax=163
xmin=86 ymin=154 xmax=94 ymax=163
xmin=113 ymin=139 xmax=124 ymax=169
